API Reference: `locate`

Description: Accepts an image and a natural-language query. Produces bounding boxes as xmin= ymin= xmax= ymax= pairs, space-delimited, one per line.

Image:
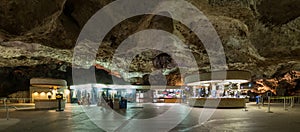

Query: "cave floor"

xmin=1 ymin=102 xmax=300 ymax=132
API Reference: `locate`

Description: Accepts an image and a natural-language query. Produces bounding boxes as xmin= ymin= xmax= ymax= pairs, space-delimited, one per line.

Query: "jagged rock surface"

xmin=0 ymin=0 xmax=299 ymax=96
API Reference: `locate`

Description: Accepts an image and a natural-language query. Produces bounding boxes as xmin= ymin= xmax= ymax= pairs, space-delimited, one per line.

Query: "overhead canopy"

xmin=185 ymin=70 xmax=252 ymax=85
xmin=70 ymin=83 xmax=183 ymax=90
xmin=30 ymin=78 xmax=67 ymax=88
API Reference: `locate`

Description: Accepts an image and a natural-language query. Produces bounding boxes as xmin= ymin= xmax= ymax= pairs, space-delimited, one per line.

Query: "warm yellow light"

xmin=47 ymin=92 xmax=52 ymax=96
xmin=40 ymin=92 xmax=46 ymax=96
xmin=33 ymin=92 xmax=38 ymax=96
xmin=52 ymin=89 xmax=57 ymax=94
xmin=64 ymin=89 xmax=70 ymax=95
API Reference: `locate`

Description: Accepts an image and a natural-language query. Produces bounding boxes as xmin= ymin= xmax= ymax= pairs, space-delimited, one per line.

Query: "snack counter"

xmin=188 ymin=97 xmax=246 ymax=108
xmin=153 ymin=98 xmax=182 ymax=103
xmin=34 ymin=99 xmax=66 ymax=109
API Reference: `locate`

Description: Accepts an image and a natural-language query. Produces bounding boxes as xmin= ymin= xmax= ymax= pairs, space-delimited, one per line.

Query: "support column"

xmin=211 ymin=83 xmax=216 ymax=98
xmin=237 ymin=83 xmax=241 ymax=98
xmin=193 ymin=86 xmax=196 ymax=97
xmin=205 ymin=86 xmax=209 ymax=97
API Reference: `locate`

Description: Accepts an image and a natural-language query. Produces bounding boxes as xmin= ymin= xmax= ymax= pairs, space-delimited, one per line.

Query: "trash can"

xmin=113 ymin=99 xmax=120 ymax=109
xmin=120 ymin=99 xmax=127 ymax=109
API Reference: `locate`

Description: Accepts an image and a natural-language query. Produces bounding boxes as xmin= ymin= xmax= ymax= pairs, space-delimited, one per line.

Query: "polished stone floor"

xmin=1 ymin=102 xmax=300 ymax=132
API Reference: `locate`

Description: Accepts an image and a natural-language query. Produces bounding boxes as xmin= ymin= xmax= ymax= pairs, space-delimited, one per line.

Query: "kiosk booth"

xmin=30 ymin=78 xmax=69 ymax=109
xmin=185 ymin=70 xmax=251 ymax=108
xmin=70 ymin=84 xmax=184 ymax=106
xmin=70 ymin=84 xmax=137 ymax=106
xmin=150 ymin=86 xmax=183 ymax=103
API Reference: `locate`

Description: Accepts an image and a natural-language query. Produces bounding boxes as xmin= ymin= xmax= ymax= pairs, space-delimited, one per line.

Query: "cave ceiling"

xmin=0 ymin=0 xmax=299 ymax=85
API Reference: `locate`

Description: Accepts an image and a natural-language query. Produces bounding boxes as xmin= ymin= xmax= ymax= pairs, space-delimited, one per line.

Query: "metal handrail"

xmin=0 ymin=98 xmax=9 ymax=120
xmin=0 ymin=98 xmax=35 ymax=120
xmin=0 ymin=98 xmax=32 ymax=104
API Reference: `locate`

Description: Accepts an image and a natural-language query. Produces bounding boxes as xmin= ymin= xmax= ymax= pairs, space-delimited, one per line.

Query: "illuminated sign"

xmin=56 ymin=94 xmax=63 ymax=99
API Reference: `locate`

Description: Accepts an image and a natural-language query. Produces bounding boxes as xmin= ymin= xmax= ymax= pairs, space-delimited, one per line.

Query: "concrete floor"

xmin=1 ymin=102 xmax=300 ymax=132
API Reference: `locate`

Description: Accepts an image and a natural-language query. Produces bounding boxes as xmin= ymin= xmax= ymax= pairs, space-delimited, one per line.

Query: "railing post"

xmin=4 ymin=98 xmax=9 ymax=120
xmin=291 ymin=96 xmax=294 ymax=108
xmin=267 ymin=96 xmax=272 ymax=113
xmin=284 ymin=96 xmax=286 ymax=110
xmin=261 ymin=97 xmax=264 ymax=107
xmin=243 ymin=98 xmax=248 ymax=111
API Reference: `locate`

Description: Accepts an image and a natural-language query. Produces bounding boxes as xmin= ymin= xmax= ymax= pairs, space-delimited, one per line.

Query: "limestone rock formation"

xmin=0 ymin=0 xmax=299 ymax=96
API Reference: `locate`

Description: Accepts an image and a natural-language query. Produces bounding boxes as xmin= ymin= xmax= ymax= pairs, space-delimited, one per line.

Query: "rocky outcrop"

xmin=253 ymin=71 xmax=300 ymax=95
xmin=0 ymin=0 xmax=299 ymax=96
xmin=0 ymin=64 xmax=127 ymax=97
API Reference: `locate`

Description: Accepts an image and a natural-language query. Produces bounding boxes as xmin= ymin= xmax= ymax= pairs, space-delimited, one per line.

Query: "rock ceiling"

xmin=0 ymin=0 xmax=299 ymax=90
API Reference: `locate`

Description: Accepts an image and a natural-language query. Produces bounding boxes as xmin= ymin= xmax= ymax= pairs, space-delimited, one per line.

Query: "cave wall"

xmin=0 ymin=0 xmax=299 ymax=96
xmin=0 ymin=65 xmax=127 ymax=97
xmin=253 ymin=71 xmax=300 ymax=95
xmin=0 ymin=65 xmax=67 ymax=97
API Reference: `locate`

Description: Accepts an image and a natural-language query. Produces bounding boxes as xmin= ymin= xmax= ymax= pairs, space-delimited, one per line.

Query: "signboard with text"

xmin=56 ymin=94 xmax=63 ymax=100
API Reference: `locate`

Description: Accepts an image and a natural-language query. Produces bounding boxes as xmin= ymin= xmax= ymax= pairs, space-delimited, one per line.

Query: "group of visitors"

xmin=78 ymin=93 xmax=91 ymax=106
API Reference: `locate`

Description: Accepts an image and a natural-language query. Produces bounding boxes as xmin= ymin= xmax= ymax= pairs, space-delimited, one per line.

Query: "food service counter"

xmin=154 ymin=98 xmax=182 ymax=103
xmin=188 ymin=98 xmax=246 ymax=108
xmin=34 ymin=99 xmax=66 ymax=109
